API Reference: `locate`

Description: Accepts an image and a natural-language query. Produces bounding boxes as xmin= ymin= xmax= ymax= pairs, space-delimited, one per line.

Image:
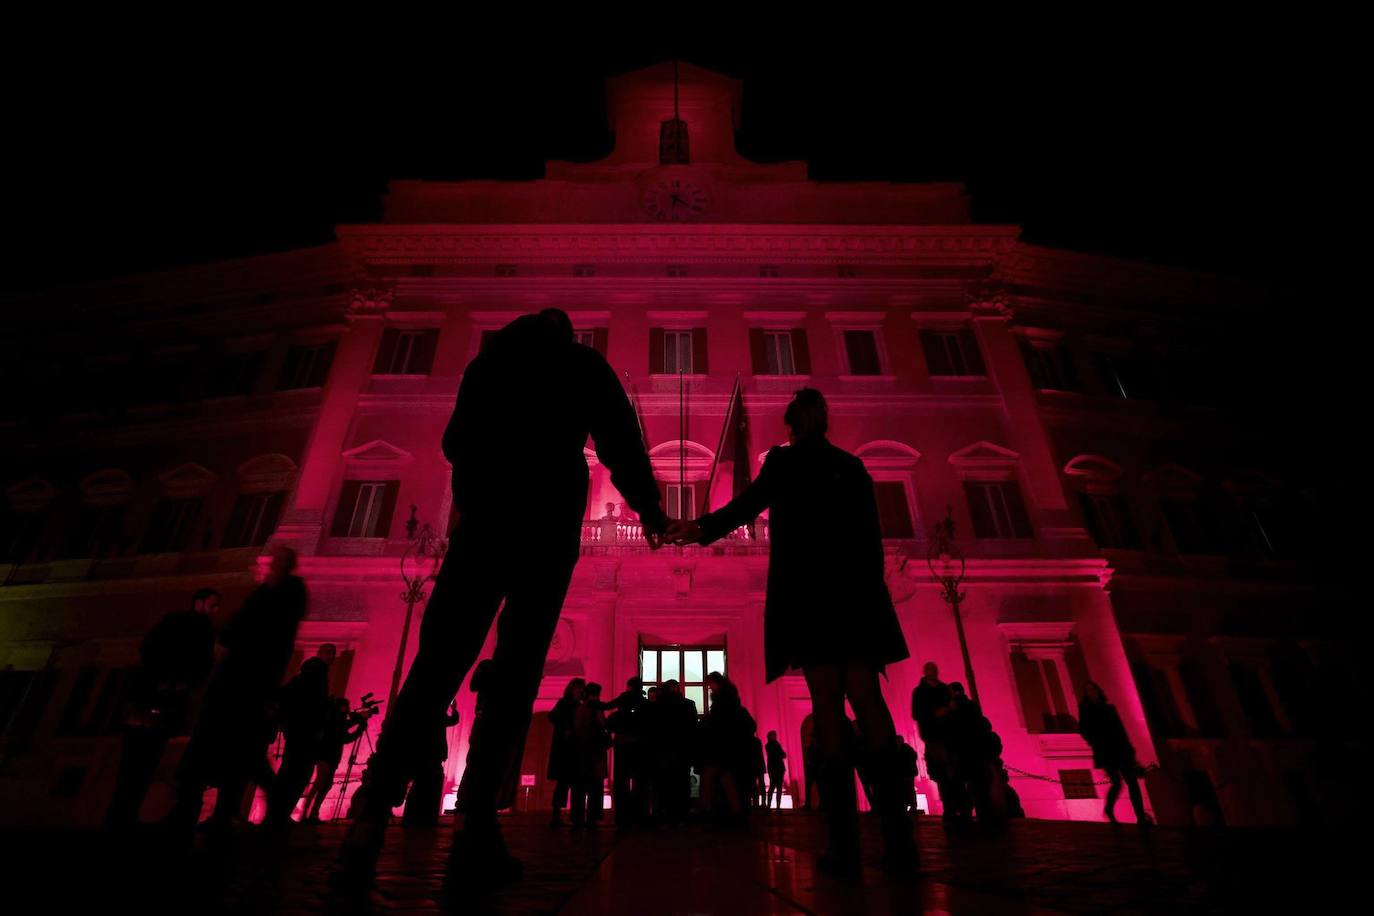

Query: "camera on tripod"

xmin=351 ymin=691 xmax=383 ymax=721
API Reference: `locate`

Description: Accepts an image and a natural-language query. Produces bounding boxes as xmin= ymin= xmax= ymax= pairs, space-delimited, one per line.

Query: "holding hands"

xmin=664 ymin=519 xmax=703 ymax=546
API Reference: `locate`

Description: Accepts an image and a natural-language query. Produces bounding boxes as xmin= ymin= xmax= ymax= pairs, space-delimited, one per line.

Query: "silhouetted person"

xmin=912 ymin=662 xmax=964 ymax=818
xmin=340 ymin=309 xmax=669 ymax=888
xmin=402 ymin=701 xmax=460 ymax=827
xmin=648 ymin=679 xmax=697 ymax=826
xmin=168 ymin=545 xmax=307 ymax=836
xmin=749 ymin=730 xmax=767 ymax=810
xmin=765 ymin=731 xmax=787 ymax=810
xmin=104 ymin=588 xmax=220 ymax=828
xmin=605 ymin=677 xmax=647 ymax=828
xmin=264 ymin=643 xmax=336 ymax=827
xmin=302 ymin=697 xmax=367 ymax=822
xmin=668 ymin=388 xmax=917 ymax=875
xmin=700 ymin=672 xmax=752 ymax=824
xmin=570 ymin=682 xmax=608 ymax=828
xmin=547 ymin=678 xmax=585 ymax=828
xmin=1079 ymin=681 xmax=1152 ymax=827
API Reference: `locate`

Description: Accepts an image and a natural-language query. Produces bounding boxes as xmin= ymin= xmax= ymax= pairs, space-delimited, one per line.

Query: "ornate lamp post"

xmin=387 ymin=505 xmax=448 ymax=715
xmin=927 ymin=506 xmax=978 ymax=703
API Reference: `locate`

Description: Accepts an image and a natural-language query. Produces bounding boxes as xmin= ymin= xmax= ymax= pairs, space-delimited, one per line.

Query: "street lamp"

xmin=927 ymin=506 xmax=978 ymax=703
xmin=387 ymin=505 xmax=448 ymax=715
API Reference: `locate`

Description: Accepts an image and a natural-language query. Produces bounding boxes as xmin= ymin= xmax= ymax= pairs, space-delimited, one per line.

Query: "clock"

xmin=640 ymin=169 xmax=710 ymax=221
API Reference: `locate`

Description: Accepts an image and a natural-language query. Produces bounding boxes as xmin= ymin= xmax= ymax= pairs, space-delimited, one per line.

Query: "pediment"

xmin=237 ymin=454 xmax=299 ymax=493
xmin=159 ymin=462 xmax=218 ymax=498
xmin=342 ymin=440 xmax=415 ymax=464
xmin=6 ymin=476 xmax=58 ymax=512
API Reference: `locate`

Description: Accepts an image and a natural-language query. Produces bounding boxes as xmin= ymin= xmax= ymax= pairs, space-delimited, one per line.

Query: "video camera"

xmin=351 ymin=692 xmax=384 ymax=721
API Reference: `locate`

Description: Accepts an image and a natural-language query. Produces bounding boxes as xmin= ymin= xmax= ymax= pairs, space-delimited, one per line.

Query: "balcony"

xmin=578 ymin=518 xmax=770 ymax=555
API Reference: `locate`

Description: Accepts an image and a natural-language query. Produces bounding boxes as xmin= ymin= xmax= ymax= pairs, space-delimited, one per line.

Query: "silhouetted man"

xmin=302 ymin=697 xmax=367 ymax=822
xmin=263 ymin=643 xmax=336 ymax=827
xmin=341 ymin=309 xmax=668 ymax=887
xmin=605 ymin=676 xmax=646 ymax=827
xmin=912 ymin=662 xmax=963 ymax=818
xmin=104 ymin=588 xmax=219 ymax=828
xmin=765 ymin=730 xmax=787 ymax=810
xmin=167 ymin=545 xmax=307 ymax=836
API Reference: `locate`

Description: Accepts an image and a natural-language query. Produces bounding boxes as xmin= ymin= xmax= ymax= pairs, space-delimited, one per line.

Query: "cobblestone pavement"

xmin=0 ymin=813 xmax=1353 ymax=914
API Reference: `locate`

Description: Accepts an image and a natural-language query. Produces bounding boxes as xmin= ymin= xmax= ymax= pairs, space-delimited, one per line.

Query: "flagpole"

xmin=703 ymin=374 xmax=740 ymax=508
xmin=679 ymin=361 xmax=685 ymax=522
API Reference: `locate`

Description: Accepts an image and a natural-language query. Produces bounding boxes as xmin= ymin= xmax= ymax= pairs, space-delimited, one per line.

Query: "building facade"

xmin=0 ymin=63 xmax=1345 ymax=829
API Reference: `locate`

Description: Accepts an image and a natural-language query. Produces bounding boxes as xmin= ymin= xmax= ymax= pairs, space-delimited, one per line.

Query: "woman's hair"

xmin=784 ymin=387 xmax=828 ymax=441
xmin=563 ymin=677 xmax=586 ymax=700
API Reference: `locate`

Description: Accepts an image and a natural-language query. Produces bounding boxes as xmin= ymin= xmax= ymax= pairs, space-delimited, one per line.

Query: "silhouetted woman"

xmin=700 ymin=671 xmax=754 ymax=824
xmin=1079 ymin=681 xmax=1153 ymax=827
xmin=546 ymin=677 xmax=585 ymax=827
xmin=668 ymin=388 xmax=916 ymax=875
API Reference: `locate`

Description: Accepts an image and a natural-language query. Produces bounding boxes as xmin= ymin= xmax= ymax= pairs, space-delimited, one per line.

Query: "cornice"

xmin=337 ymin=224 xmax=1020 ymax=267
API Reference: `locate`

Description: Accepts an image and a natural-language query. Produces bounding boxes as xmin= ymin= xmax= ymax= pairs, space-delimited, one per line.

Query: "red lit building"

xmin=0 ymin=63 xmax=1341 ymax=828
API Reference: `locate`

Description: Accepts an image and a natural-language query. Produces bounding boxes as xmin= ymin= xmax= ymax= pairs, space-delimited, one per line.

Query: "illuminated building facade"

xmin=0 ymin=63 xmax=1339 ymax=828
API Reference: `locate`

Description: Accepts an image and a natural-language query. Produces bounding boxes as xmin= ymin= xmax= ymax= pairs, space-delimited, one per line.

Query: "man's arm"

xmin=586 ymin=352 xmax=668 ymax=534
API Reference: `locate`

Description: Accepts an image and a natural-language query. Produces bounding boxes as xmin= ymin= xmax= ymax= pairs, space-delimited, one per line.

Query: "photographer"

xmin=302 ymin=695 xmax=373 ymax=823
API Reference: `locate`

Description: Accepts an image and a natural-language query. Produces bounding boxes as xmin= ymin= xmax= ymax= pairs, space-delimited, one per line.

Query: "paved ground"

xmin=0 ymin=812 xmax=1355 ymax=914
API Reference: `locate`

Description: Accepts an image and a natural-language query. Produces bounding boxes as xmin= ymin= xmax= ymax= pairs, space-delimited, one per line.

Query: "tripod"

xmin=331 ymin=710 xmax=379 ymax=823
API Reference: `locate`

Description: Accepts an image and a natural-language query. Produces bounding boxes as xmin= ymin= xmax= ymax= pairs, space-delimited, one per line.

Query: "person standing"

xmin=912 ymin=662 xmax=964 ymax=819
xmin=301 ymin=697 xmax=367 ymax=822
xmin=263 ymin=644 xmax=336 ymax=827
xmin=765 ymin=731 xmax=788 ymax=810
xmin=402 ymin=701 xmax=461 ymax=827
xmin=1079 ymin=681 xmax=1153 ymax=827
xmin=547 ymin=678 xmax=585 ymax=828
xmin=569 ymin=682 xmax=608 ymax=829
xmin=667 ymin=388 xmax=918 ymax=875
xmin=340 ymin=310 xmax=669 ymax=889
xmin=167 ymin=545 xmax=308 ymax=836
xmin=104 ymin=588 xmax=219 ymax=828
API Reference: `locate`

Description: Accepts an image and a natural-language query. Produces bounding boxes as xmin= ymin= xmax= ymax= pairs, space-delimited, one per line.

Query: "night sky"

xmin=4 ymin=38 xmax=1341 ymax=297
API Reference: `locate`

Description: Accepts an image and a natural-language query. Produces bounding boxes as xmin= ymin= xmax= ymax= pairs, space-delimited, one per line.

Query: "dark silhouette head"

xmin=922 ymin=661 xmax=939 ymax=681
xmin=767 ymin=730 xmax=778 ymax=742
xmin=586 ymin=682 xmax=602 ymax=699
xmin=267 ymin=544 xmax=297 ymax=584
xmin=316 ymin=643 xmax=338 ymax=665
xmin=627 ymin=676 xmax=643 ymax=692
xmin=537 ymin=308 xmax=575 ymax=341
xmin=950 ymin=682 xmax=966 ymax=698
xmin=564 ymin=677 xmax=586 ymax=701
xmin=784 ymin=388 xmax=828 ymax=443
xmin=1083 ymin=680 xmax=1106 ymax=703
xmin=647 ymin=686 xmax=659 ymax=703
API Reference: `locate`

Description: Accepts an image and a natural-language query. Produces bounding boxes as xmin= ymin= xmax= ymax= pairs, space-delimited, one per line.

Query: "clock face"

xmin=642 ymin=177 xmax=709 ymax=221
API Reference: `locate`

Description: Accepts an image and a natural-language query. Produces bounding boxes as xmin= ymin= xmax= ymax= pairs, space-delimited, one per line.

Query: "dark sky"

xmin=4 ymin=36 xmax=1343 ymax=296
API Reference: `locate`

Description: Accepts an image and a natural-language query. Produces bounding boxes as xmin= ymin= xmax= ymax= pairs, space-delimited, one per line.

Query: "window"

xmin=1059 ymin=769 xmax=1097 ymax=800
xmin=331 ymin=480 xmax=400 ymax=539
xmin=60 ymin=504 xmax=126 ymax=559
xmin=57 ymin=666 xmax=100 ymax=735
xmin=665 ymin=483 xmax=697 ymax=520
xmin=573 ymin=265 xmax=596 ymax=277
xmin=574 ymin=329 xmax=609 ymax=357
xmin=843 ymin=330 xmax=883 ymax=376
xmin=1077 ymin=491 xmax=1140 ymax=549
xmin=836 ymin=265 xmax=858 ymax=279
xmin=205 ymin=350 xmax=266 ymax=399
xmin=641 ymin=644 xmax=726 ymax=716
xmin=650 ymin=328 xmax=707 ymax=375
xmin=222 ymin=491 xmax=286 ymax=548
xmin=666 ymin=265 xmax=689 ymax=277
xmin=1021 ymin=342 xmax=1081 ymax=392
xmin=142 ymin=497 xmax=204 ymax=553
xmin=1132 ymin=662 xmax=1189 ymax=739
xmin=277 ymin=342 xmax=336 ymax=391
xmin=874 ymin=482 xmax=915 ymax=539
xmin=1011 ymin=650 xmax=1079 ymax=733
xmin=758 ymin=265 xmax=780 ymax=278
xmin=1229 ymin=663 xmax=1282 ymax=738
xmin=963 ymin=481 xmax=1032 ymax=539
xmin=920 ymin=330 xmax=986 ymax=377
xmin=0 ymin=508 xmax=45 ymax=564
xmin=0 ymin=668 xmax=58 ymax=741
xmin=373 ymin=328 xmax=438 ymax=376
xmin=495 ymin=264 xmax=517 ymax=277
xmin=747 ymin=327 xmax=812 ymax=377
xmin=1161 ymin=499 xmax=1211 ymax=553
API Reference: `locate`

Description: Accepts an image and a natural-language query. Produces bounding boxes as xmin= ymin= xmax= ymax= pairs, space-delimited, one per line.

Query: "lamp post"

xmin=387 ymin=505 xmax=447 ymax=715
xmin=927 ymin=506 xmax=978 ymax=704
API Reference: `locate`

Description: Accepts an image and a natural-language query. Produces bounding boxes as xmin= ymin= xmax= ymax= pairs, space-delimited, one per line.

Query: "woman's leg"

xmin=803 ymin=665 xmax=860 ymax=871
xmin=842 ymin=665 xmax=919 ymax=871
xmin=1104 ymin=769 xmax=1124 ymax=822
